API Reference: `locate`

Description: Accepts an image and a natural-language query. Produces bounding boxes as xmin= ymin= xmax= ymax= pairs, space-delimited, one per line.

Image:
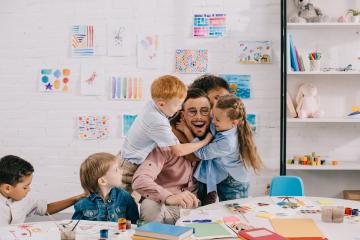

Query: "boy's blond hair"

xmin=79 ymin=152 xmax=117 ymax=194
xmin=151 ymin=75 xmax=187 ymax=100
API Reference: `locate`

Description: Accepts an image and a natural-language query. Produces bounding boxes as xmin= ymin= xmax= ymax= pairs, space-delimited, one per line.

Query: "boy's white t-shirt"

xmin=121 ymin=100 xmax=180 ymax=165
xmin=0 ymin=193 xmax=47 ymax=226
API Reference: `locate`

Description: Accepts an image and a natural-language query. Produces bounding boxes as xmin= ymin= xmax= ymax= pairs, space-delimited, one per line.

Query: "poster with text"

xmin=193 ymin=13 xmax=226 ymax=37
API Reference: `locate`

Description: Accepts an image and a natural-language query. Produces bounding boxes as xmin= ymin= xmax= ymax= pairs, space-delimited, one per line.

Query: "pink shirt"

xmin=132 ymin=147 xmax=198 ymax=204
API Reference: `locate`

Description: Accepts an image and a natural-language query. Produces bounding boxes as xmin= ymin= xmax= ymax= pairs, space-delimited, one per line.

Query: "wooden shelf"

xmin=287 ymin=162 xmax=360 ymax=170
xmin=287 ymin=23 xmax=360 ymax=30
xmin=287 ymin=118 xmax=360 ymax=123
xmin=288 ymin=71 xmax=360 ymax=76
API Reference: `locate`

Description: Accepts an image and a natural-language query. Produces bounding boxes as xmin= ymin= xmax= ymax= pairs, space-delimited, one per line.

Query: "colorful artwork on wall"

xmin=78 ymin=115 xmax=109 ymax=140
xmin=122 ymin=114 xmax=137 ymax=136
xmin=137 ymin=34 xmax=160 ymax=69
xmin=220 ymin=74 xmax=251 ymax=99
xmin=107 ymin=22 xmax=131 ymax=56
xmin=193 ymin=13 xmax=226 ymax=37
xmin=80 ymin=64 xmax=105 ymax=95
xmin=71 ymin=25 xmax=95 ymax=57
xmin=175 ymin=49 xmax=208 ymax=73
xmin=39 ymin=68 xmax=71 ymax=92
xmin=246 ymin=113 xmax=257 ymax=133
xmin=111 ymin=76 xmax=143 ymax=100
xmin=238 ymin=41 xmax=272 ymax=64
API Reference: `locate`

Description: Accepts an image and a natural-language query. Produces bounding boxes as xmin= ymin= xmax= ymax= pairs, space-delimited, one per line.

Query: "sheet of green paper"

xmin=187 ymin=222 xmax=234 ymax=239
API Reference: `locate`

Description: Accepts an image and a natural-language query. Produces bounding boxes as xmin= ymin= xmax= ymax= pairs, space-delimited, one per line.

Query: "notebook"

xmin=187 ymin=222 xmax=236 ymax=240
xmin=134 ymin=222 xmax=193 ymax=240
xmin=238 ymin=228 xmax=286 ymax=240
xmin=270 ymin=218 xmax=326 ymax=239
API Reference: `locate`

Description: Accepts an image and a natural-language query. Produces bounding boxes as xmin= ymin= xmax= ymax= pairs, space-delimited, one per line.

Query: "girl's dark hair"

xmin=190 ymin=74 xmax=230 ymax=93
xmin=216 ymin=95 xmax=262 ymax=172
xmin=0 ymin=155 xmax=34 ymax=186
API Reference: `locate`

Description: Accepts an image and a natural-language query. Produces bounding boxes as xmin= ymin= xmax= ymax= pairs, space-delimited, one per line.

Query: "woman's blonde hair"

xmin=151 ymin=75 xmax=187 ymax=100
xmin=216 ymin=95 xmax=262 ymax=172
xmin=79 ymin=152 xmax=117 ymax=194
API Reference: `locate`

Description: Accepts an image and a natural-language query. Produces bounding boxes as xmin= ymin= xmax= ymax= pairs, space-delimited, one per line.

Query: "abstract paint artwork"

xmin=107 ymin=22 xmax=131 ymax=56
xmin=71 ymin=25 xmax=95 ymax=57
xmin=78 ymin=115 xmax=109 ymax=140
xmin=122 ymin=114 xmax=137 ymax=136
xmin=80 ymin=64 xmax=105 ymax=95
xmin=39 ymin=68 xmax=71 ymax=92
xmin=220 ymin=74 xmax=251 ymax=99
xmin=0 ymin=222 xmax=59 ymax=240
xmin=137 ymin=34 xmax=160 ymax=69
xmin=246 ymin=113 xmax=257 ymax=133
xmin=111 ymin=76 xmax=143 ymax=100
xmin=175 ymin=49 xmax=208 ymax=73
xmin=193 ymin=13 xmax=226 ymax=37
xmin=238 ymin=41 xmax=272 ymax=64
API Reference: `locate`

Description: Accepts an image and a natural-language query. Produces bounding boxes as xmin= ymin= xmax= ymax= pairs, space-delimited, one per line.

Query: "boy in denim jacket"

xmin=72 ymin=153 xmax=139 ymax=223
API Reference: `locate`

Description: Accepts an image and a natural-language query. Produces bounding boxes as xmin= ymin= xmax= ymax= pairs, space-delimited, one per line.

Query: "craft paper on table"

xmin=111 ymin=76 xmax=143 ymax=100
xmin=175 ymin=49 xmax=208 ymax=73
xmin=238 ymin=41 xmax=272 ymax=64
xmin=193 ymin=13 xmax=226 ymax=37
xmin=80 ymin=64 xmax=105 ymax=95
xmin=78 ymin=115 xmax=109 ymax=140
xmin=71 ymin=25 xmax=95 ymax=57
xmin=0 ymin=222 xmax=60 ymax=240
xmin=187 ymin=222 xmax=236 ymax=240
xmin=270 ymin=218 xmax=325 ymax=238
xmin=220 ymin=74 xmax=251 ymax=99
xmin=246 ymin=113 xmax=257 ymax=133
xmin=137 ymin=34 xmax=160 ymax=69
xmin=122 ymin=114 xmax=137 ymax=136
xmin=39 ymin=68 xmax=71 ymax=92
xmin=180 ymin=209 xmax=225 ymax=222
xmin=107 ymin=22 xmax=131 ymax=56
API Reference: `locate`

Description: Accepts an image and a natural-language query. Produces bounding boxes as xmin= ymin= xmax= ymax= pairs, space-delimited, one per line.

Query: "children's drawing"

xmin=71 ymin=25 xmax=95 ymax=57
xmin=80 ymin=64 xmax=105 ymax=95
xmin=193 ymin=13 xmax=226 ymax=37
xmin=78 ymin=115 xmax=109 ymax=140
xmin=39 ymin=68 xmax=71 ymax=92
xmin=220 ymin=74 xmax=251 ymax=99
xmin=225 ymin=203 xmax=252 ymax=214
xmin=246 ymin=113 xmax=257 ymax=133
xmin=0 ymin=222 xmax=60 ymax=240
xmin=175 ymin=49 xmax=208 ymax=73
xmin=122 ymin=114 xmax=137 ymax=136
xmin=137 ymin=34 xmax=160 ymax=69
xmin=111 ymin=76 xmax=143 ymax=100
xmin=107 ymin=23 xmax=131 ymax=56
xmin=238 ymin=41 xmax=272 ymax=64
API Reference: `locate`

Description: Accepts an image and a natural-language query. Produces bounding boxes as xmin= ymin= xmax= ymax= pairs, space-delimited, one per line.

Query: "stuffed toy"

xmin=289 ymin=0 xmax=329 ymax=23
xmin=295 ymin=83 xmax=324 ymax=118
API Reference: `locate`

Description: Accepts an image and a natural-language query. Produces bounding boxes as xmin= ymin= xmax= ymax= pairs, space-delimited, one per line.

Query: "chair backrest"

xmin=269 ymin=176 xmax=304 ymax=196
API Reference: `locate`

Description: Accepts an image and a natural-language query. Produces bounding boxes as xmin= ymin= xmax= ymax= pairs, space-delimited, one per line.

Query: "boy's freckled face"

xmin=9 ymin=174 xmax=33 ymax=201
xmin=159 ymin=96 xmax=186 ymax=118
xmin=104 ymin=161 xmax=123 ymax=188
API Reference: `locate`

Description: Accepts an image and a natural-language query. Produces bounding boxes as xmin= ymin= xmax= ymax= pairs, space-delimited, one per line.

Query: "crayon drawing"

xmin=238 ymin=41 xmax=272 ymax=64
xmin=111 ymin=76 xmax=143 ymax=100
xmin=193 ymin=13 xmax=226 ymax=37
xmin=220 ymin=74 xmax=251 ymax=99
xmin=175 ymin=49 xmax=208 ymax=73
xmin=246 ymin=113 xmax=257 ymax=133
xmin=39 ymin=68 xmax=71 ymax=93
xmin=80 ymin=64 xmax=105 ymax=95
xmin=137 ymin=34 xmax=160 ymax=69
xmin=122 ymin=114 xmax=137 ymax=136
xmin=0 ymin=222 xmax=59 ymax=240
xmin=107 ymin=23 xmax=131 ymax=56
xmin=78 ymin=115 xmax=109 ymax=140
xmin=71 ymin=25 xmax=95 ymax=57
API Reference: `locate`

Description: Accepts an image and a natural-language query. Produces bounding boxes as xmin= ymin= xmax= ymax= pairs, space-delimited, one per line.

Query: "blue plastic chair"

xmin=269 ymin=176 xmax=304 ymax=196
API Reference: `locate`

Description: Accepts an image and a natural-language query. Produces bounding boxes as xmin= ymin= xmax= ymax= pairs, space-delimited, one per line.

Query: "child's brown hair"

xmin=151 ymin=75 xmax=187 ymax=101
xmin=216 ymin=95 xmax=262 ymax=172
xmin=79 ymin=153 xmax=117 ymax=194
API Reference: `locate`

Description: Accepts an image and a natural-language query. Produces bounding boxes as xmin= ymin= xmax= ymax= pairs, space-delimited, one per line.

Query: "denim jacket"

xmin=72 ymin=188 xmax=139 ymax=223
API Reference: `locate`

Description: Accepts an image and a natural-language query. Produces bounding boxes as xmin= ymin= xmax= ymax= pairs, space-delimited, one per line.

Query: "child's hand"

xmin=176 ymin=119 xmax=189 ymax=133
xmin=204 ymin=132 xmax=213 ymax=143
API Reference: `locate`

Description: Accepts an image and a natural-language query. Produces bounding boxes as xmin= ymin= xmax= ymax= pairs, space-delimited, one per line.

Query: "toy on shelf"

xmin=295 ymin=83 xmax=324 ymax=118
xmin=289 ymin=0 xmax=329 ymax=23
xmin=287 ymin=152 xmax=339 ymax=166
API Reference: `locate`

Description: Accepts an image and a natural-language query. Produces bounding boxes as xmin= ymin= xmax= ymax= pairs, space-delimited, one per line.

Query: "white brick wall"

xmin=0 ymin=0 xmax=280 ymax=207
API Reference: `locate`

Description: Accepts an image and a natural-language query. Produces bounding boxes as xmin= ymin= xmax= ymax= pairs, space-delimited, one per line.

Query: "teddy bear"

xmin=295 ymin=83 xmax=324 ymax=118
xmin=289 ymin=0 xmax=329 ymax=23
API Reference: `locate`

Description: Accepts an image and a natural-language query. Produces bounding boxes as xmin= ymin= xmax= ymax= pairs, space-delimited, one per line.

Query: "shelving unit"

xmin=281 ymin=0 xmax=360 ymax=197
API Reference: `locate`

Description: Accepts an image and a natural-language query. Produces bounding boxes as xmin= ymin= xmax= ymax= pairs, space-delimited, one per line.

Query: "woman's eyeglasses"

xmin=185 ymin=107 xmax=210 ymax=117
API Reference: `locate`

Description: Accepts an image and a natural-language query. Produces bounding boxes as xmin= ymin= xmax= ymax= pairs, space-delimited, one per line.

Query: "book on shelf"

xmin=289 ymin=34 xmax=299 ymax=72
xmin=134 ymin=222 xmax=193 ymax=240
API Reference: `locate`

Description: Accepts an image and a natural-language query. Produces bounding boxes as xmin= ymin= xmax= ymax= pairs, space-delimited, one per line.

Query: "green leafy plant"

xmin=347 ymin=9 xmax=360 ymax=16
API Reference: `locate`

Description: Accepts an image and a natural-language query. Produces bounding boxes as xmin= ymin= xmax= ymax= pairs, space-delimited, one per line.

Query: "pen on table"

xmin=71 ymin=219 xmax=81 ymax=231
xmin=45 ymin=212 xmax=63 ymax=230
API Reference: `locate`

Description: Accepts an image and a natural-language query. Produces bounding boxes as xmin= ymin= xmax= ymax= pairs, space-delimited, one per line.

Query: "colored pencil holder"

xmin=310 ymin=60 xmax=321 ymax=71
